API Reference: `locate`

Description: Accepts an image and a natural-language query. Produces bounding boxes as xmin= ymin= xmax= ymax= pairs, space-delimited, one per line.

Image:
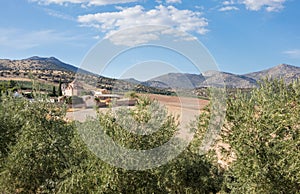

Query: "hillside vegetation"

xmin=1 ymin=57 xmax=300 ymax=90
xmin=0 ymin=79 xmax=299 ymax=193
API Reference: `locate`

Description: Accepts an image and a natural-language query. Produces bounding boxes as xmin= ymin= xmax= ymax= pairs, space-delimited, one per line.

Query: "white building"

xmin=62 ymin=80 xmax=84 ymax=96
xmin=93 ymin=89 xmax=109 ymax=96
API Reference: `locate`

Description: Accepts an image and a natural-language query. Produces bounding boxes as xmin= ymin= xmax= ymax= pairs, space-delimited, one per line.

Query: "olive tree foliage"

xmin=0 ymin=94 xmax=223 ymax=193
xmin=222 ymin=79 xmax=300 ymax=193
xmin=0 ymin=96 xmax=75 ymax=193
xmin=0 ymin=96 xmax=28 ymax=165
xmin=58 ymin=96 xmax=223 ymax=193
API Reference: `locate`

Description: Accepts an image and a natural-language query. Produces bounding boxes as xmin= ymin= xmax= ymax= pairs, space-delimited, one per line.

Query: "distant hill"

xmin=0 ymin=56 xmax=96 ymax=76
xmin=202 ymin=71 xmax=257 ymax=88
xmin=122 ymin=78 xmax=141 ymax=85
xmin=1 ymin=57 xmax=299 ymax=89
xmin=148 ymin=71 xmax=257 ymax=89
xmin=244 ymin=64 xmax=300 ymax=83
xmin=0 ymin=56 xmax=117 ymax=88
xmin=148 ymin=73 xmax=205 ymax=89
xmin=148 ymin=64 xmax=300 ymax=89
xmin=0 ymin=56 xmax=175 ymax=95
xmin=0 ymin=56 xmax=77 ymax=72
xmin=141 ymin=80 xmax=171 ymax=89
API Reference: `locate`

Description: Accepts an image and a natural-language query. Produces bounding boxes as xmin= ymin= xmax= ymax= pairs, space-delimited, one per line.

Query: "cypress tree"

xmin=52 ymin=86 xmax=56 ymax=97
xmin=58 ymin=79 xmax=63 ymax=96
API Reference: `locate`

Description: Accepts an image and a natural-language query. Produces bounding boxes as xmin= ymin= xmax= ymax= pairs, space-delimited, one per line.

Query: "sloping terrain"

xmin=244 ymin=64 xmax=300 ymax=83
xmin=202 ymin=71 xmax=257 ymax=88
xmin=1 ymin=56 xmax=299 ymax=89
xmin=148 ymin=73 xmax=205 ymax=89
xmin=0 ymin=56 xmax=174 ymax=94
xmin=0 ymin=56 xmax=77 ymax=72
xmin=148 ymin=64 xmax=300 ymax=88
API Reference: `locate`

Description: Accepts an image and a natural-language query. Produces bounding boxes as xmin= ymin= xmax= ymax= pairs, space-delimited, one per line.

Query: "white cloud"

xmin=108 ymin=26 xmax=163 ymax=46
xmin=165 ymin=0 xmax=182 ymax=4
xmin=219 ymin=6 xmax=239 ymax=11
xmin=223 ymin=0 xmax=235 ymax=5
xmin=78 ymin=5 xmax=208 ymax=35
xmin=240 ymin=0 xmax=286 ymax=12
xmin=219 ymin=0 xmax=286 ymax=12
xmin=0 ymin=28 xmax=80 ymax=49
xmin=44 ymin=8 xmax=75 ymax=20
xmin=155 ymin=0 xmax=181 ymax=4
xmin=93 ymin=35 xmax=101 ymax=40
xmin=283 ymin=49 xmax=300 ymax=59
xmin=107 ymin=25 xmax=198 ymax=46
xmin=30 ymin=0 xmax=139 ymax=6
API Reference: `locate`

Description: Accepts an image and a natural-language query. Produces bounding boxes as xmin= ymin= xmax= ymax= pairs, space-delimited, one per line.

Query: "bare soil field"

xmin=145 ymin=94 xmax=209 ymax=134
xmin=146 ymin=94 xmax=209 ymax=111
xmin=67 ymin=94 xmax=209 ymax=127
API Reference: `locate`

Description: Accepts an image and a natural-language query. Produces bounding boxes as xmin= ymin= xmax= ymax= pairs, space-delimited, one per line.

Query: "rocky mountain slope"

xmin=244 ymin=64 xmax=300 ymax=83
xmin=0 ymin=56 xmax=120 ymax=88
xmin=145 ymin=73 xmax=205 ymax=89
xmin=0 ymin=56 xmax=174 ymax=95
xmin=0 ymin=56 xmax=93 ymax=75
xmin=148 ymin=64 xmax=300 ymax=88
xmin=201 ymin=71 xmax=257 ymax=88
xmin=1 ymin=57 xmax=299 ymax=89
xmin=0 ymin=56 xmax=76 ymax=72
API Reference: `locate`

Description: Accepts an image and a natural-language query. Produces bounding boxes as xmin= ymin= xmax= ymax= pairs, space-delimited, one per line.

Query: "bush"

xmin=223 ymin=79 xmax=300 ymax=193
xmin=0 ymin=97 xmax=75 ymax=193
xmin=0 ymin=95 xmax=223 ymax=193
xmin=0 ymin=96 xmax=28 ymax=166
xmin=59 ymin=96 xmax=223 ymax=193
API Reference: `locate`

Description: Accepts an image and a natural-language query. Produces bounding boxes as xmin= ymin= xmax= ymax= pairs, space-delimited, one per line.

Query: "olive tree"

xmin=0 ymin=98 xmax=75 ymax=193
xmin=58 ymin=96 xmax=223 ymax=193
xmin=223 ymin=79 xmax=300 ymax=193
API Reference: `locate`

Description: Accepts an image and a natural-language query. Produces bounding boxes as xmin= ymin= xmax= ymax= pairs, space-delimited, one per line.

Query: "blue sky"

xmin=0 ymin=0 xmax=299 ymax=79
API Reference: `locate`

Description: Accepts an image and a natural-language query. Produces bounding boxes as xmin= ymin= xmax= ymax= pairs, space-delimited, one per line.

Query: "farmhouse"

xmin=62 ymin=80 xmax=84 ymax=96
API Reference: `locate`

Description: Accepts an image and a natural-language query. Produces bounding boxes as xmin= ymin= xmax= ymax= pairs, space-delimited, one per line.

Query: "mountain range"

xmin=245 ymin=64 xmax=300 ymax=84
xmin=0 ymin=56 xmax=299 ymax=89
xmin=145 ymin=64 xmax=300 ymax=89
xmin=0 ymin=56 xmax=92 ymax=75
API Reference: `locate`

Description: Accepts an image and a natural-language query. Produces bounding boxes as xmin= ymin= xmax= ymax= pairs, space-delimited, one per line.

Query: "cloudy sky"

xmin=0 ymin=0 xmax=299 ymax=78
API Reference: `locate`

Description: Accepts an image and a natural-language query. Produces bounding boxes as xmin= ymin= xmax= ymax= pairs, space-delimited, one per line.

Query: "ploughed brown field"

xmin=67 ymin=94 xmax=209 ymax=126
xmin=146 ymin=94 xmax=209 ymax=130
xmin=147 ymin=94 xmax=209 ymax=111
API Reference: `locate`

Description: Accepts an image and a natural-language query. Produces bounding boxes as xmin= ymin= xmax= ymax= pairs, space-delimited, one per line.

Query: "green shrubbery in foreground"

xmin=0 ymin=79 xmax=299 ymax=193
xmin=223 ymin=79 xmax=300 ymax=193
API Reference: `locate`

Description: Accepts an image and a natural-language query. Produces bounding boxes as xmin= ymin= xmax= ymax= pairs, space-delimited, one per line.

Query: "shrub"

xmin=0 ymin=97 xmax=75 ymax=193
xmin=223 ymin=79 xmax=300 ymax=193
xmin=0 ymin=95 xmax=223 ymax=193
xmin=59 ymin=96 xmax=223 ymax=193
xmin=0 ymin=96 xmax=28 ymax=166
